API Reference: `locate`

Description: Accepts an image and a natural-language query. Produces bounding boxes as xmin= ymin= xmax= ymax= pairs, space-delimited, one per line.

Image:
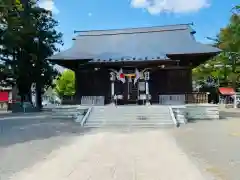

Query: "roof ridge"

xmin=74 ymin=23 xmax=194 ymax=34
xmin=73 ymin=28 xmax=189 ymax=38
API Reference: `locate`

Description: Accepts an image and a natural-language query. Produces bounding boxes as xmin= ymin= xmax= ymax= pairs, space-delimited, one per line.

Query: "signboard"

xmin=125 ymin=74 xmax=136 ymax=78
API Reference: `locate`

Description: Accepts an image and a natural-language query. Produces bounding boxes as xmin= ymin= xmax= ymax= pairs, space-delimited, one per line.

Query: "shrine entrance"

xmin=111 ymin=68 xmax=150 ymax=105
xmin=123 ymin=75 xmax=138 ymax=104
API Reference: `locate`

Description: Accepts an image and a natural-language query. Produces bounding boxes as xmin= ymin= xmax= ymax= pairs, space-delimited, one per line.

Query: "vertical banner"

xmin=31 ymin=83 xmax=36 ymax=106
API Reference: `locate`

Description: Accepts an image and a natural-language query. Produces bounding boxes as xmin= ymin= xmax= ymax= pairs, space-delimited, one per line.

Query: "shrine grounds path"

xmin=171 ymin=108 xmax=240 ymax=180
xmin=0 ymin=115 xmax=85 ymax=180
xmin=9 ymin=128 xmax=210 ymax=180
xmin=0 ymin=108 xmax=239 ymax=180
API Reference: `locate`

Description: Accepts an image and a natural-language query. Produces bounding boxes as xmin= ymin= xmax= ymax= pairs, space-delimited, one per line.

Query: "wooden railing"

xmin=159 ymin=94 xmax=185 ymax=105
xmin=185 ymin=92 xmax=208 ymax=104
xmin=159 ymin=92 xmax=208 ymax=105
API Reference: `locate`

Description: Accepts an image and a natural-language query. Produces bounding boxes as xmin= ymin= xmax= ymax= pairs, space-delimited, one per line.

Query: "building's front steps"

xmin=84 ymin=105 xmax=176 ymax=128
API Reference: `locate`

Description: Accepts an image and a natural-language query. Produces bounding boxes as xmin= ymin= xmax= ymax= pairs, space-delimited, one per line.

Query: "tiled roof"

xmin=48 ymin=24 xmax=221 ymax=62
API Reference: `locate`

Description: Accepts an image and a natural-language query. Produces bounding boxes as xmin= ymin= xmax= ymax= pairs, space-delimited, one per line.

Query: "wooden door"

xmin=123 ymin=77 xmax=138 ymax=104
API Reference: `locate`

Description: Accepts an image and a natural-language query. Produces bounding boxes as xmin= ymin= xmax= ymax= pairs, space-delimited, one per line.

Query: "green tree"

xmin=193 ymin=4 xmax=240 ymax=89
xmin=0 ymin=0 xmax=62 ymax=109
xmin=26 ymin=5 xmax=63 ymax=108
xmin=55 ymin=70 xmax=75 ymax=99
xmin=218 ymin=5 xmax=240 ymax=53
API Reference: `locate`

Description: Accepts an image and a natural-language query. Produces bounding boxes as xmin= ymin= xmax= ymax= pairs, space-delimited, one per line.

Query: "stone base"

xmin=171 ymin=104 xmax=219 ymax=123
xmin=145 ymin=102 xmax=151 ymax=106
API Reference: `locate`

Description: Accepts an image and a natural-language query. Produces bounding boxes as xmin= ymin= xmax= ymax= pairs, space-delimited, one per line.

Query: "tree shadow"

xmin=0 ymin=118 xmax=94 ymax=148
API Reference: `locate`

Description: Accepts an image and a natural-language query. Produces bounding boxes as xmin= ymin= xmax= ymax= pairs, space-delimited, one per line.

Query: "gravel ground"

xmin=0 ymin=116 xmax=89 ymax=180
xmin=171 ymin=110 xmax=240 ymax=180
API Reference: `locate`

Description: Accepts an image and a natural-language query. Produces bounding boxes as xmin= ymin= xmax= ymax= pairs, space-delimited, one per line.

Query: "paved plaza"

xmin=0 ymin=109 xmax=239 ymax=180
xmin=10 ymin=129 xmax=210 ymax=180
xmin=0 ymin=115 xmax=84 ymax=180
xmin=171 ymin=110 xmax=240 ymax=180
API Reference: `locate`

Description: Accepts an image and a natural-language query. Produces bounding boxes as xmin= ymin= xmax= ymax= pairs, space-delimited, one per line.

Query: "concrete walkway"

xmin=10 ymin=129 xmax=210 ymax=180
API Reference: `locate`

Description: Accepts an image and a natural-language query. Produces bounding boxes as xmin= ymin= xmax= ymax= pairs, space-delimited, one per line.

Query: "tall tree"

xmin=0 ymin=0 xmax=63 ymax=109
xmin=0 ymin=0 xmax=23 ymax=87
xmin=25 ymin=5 xmax=63 ymax=108
xmin=193 ymin=4 xmax=240 ymax=89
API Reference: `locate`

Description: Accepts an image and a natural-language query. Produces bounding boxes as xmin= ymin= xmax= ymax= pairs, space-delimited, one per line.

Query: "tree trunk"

xmin=36 ymin=82 xmax=42 ymax=110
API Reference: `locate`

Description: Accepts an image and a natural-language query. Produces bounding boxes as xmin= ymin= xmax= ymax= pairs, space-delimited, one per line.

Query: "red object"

xmin=219 ymin=87 xmax=235 ymax=95
xmin=0 ymin=91 xmax=9 ymax=102
xmin=119 ymin=73 xmax=125 ymax=78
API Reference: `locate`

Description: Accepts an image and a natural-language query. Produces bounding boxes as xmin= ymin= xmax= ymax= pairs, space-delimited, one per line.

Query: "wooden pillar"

xmin=110 ymin=72 xmax=115 ymax=104
xmin=144 ymin=71 xmax=150 ymax=105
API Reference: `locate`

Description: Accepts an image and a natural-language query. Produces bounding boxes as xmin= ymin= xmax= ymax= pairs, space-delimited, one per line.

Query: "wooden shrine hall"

xmin=48 ymin=24 xmax=221 ymax=105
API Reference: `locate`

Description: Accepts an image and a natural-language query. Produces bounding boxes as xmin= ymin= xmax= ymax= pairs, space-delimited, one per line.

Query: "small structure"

xmin=218 ymin=87 xmax=238 ymax=108
xmin=0 ymin=87 xmax=11 ymax=111
xmin=48 ymin=24 xmax=221 ymax=105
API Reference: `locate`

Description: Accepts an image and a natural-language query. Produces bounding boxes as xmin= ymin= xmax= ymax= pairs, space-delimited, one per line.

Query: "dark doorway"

xmin=123 ymin=77 xmax=138 ymax=104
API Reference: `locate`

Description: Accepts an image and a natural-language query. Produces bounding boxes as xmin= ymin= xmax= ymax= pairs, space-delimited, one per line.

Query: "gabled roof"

xmin=48 ymin=24 xmax=221 ymax=62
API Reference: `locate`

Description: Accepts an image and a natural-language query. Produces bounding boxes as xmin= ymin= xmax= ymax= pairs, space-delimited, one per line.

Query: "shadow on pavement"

xmin=0 ymin=117 xmax=94 ymax=148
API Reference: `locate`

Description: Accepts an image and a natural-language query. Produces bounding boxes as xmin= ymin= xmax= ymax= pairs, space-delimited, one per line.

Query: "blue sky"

xmin=39 ymin=0 xmax=238 ymax=50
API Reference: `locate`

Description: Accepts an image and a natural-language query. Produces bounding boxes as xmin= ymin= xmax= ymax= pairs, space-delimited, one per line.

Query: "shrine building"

xmin=48 ymin=24 xmax=221 ymax=105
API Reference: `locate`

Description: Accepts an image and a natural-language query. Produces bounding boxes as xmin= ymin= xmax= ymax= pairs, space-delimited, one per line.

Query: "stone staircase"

xmin=84 ymin=105 xmax=176 ymax=128
xmin=50 ymin=105 xmax=88 ymax=122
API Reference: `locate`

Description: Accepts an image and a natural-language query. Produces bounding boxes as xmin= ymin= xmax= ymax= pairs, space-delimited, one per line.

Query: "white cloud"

xmin=131 ymin=0 xmax=210 ymax=14
xmin=39 ymin=0 xmax=59 ymax=14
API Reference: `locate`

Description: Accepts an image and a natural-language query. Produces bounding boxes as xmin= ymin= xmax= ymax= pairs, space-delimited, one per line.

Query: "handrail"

xmin=168 ymin=106 xmax=179 ymax=127
xmin=80 ymin=106 xmax=93 ymax=126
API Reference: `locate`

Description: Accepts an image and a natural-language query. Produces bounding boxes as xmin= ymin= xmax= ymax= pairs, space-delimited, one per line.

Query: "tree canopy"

xmin=193 ymin=4 xmax=240 ymax=90
xmin=0 ymin=0 xmax=63 ymax=107
xmin=54 ymin=70 xmax=75 ymax=98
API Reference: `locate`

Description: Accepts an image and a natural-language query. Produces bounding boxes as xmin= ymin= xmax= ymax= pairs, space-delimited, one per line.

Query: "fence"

xmin=81 ymin=96 xmax=105 ymax=105
xmin=185 ymin=92 xmax=208 ymax=104
xmin=159 ymin=92 xmax=208 ymax=105
xmin=159 ymin=94 xmax=185 ymax=105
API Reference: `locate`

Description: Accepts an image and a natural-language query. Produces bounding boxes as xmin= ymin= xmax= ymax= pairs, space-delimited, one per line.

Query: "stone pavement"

xmin=0 ymin=117 xmax=84 ymax=180
xmin=171 ymin=116 xmax=240 ymax=180
xmin=0 ymin=111 xmax=51 ymax=120
xmin=10 ymin=129 xmax=211 ymax=180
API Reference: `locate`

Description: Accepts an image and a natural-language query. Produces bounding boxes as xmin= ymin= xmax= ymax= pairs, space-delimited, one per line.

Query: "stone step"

xmin=84 ymin=123 xmax=175 ymax=128
xmin=89 ymin=116 xmax=172 ymax=120
xmin=91 ymin=114 xmax=171 ymax=116
xmin=52 ymin=111 xmax=81 ymax=115
xmin=96 ymin=107 xmax=170 ymax=109
xmin=89 ymin=112 xmax=171 ymax=115
xmin=87 ymin=118 xmax=173 ymax=121
xmin=84 ymin=106 xmax=174 ymax=128
xmin=87 ymin=119 xmax=173 ymax=123
xmin=51 ymin=115 xmax=76 ymax=120
xmin=88 ymin=117 xmax=172 ymax=122
xmin=90 ymin=113 xmax=171 ymax=116
xmin=89 ymin=112 xmax=170 ymax=117
xmin=93 ymin=110 xmax=170 ymax=113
